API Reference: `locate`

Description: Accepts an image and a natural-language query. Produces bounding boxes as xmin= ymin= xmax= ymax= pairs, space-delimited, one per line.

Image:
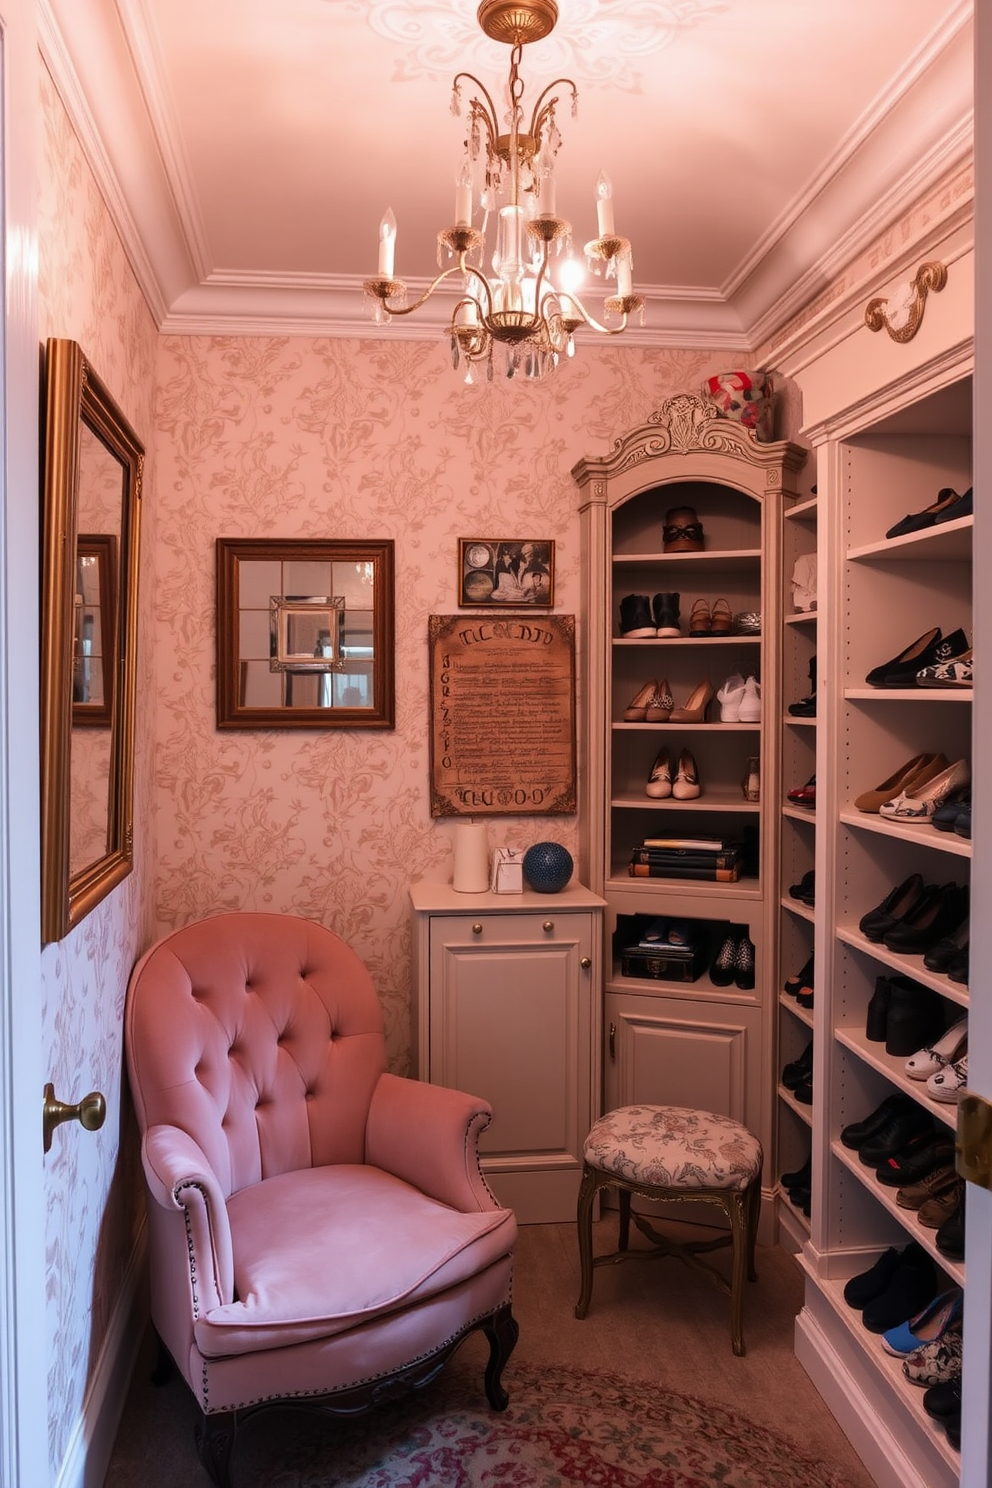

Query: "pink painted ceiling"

xmin=43 ymin=0 xmax=972 ymax=342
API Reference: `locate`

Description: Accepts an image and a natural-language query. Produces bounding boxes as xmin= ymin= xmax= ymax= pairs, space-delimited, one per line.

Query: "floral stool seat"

xmin=574 ymin=1104 xmax=763 ymax=1355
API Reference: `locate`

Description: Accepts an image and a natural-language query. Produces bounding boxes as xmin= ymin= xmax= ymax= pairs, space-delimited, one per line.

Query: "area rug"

xmin=234 ymin=1363 xmax=862 ymax=1488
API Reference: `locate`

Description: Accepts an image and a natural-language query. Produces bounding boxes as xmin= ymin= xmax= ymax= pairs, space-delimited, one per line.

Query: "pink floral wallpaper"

xmin=151 ymin=337 xmax=749 ymax=1066
xmin=37 ymin=62 xmax=159 ymax=1477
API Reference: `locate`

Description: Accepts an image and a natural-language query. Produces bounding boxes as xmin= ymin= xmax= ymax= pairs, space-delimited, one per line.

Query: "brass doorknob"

xmin=580 ymin=956 xmax=592 ymax=969
xmin=43 ymin=1082 xmax=106 ymax=1154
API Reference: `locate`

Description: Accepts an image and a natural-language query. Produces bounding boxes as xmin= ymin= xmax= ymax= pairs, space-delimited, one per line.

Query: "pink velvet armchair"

xmin=124 ymin=913 xmax=518 ymax=1487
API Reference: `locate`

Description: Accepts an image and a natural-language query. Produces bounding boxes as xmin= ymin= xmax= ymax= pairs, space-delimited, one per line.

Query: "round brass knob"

xmin=580 ymin=956 xmax=592 ymax=969
xmin=43 ymin=1082 xmax=106 ymax=1155
xmin=543 ymin=920 xmax=554 ymax=932
xmin=472 ymin=923 xmax=484 ymax=935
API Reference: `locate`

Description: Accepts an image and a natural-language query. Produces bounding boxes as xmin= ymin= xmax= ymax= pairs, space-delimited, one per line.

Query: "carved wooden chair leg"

xmin=727 ymin=1192 xmax=749 ymax=1356
xmin=574 ymin=1162 xmax=599 ymax=1319
xmin=617 ymin=1183 xmax=632 ymax=1251
xmin=483 ymin=1302 xmax=520 ymax=1410
xmin=195 ymin=1409 xmax=238 ymax=1488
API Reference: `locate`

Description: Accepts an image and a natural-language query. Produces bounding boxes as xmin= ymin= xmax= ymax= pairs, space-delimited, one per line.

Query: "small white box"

xmin=490 ymin=847 xmax=524 ymax=893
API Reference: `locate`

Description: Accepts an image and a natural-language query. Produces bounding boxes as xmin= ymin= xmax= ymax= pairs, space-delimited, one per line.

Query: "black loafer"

xmin=859 ymin=873 xmax=925 ymax=942
xmin=857 ymin=1106 xmax=936 ymax=1166
xmin=789 ymin=869 xmax=815 ymax=906
xmin=844 ymin=1242 xmax=928 ymax=1309
xmin=882 ymin=882 xmax=968 ymax=955
xmin=840 ymin=1093 xmax=917 ymax=1150
xmin=864 ymin=627 xmax=942 ymax=687
xmin=924 ymin=1378 xmax=963 ymax=1420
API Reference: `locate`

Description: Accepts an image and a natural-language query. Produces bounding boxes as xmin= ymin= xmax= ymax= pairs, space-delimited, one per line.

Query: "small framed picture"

xmin=459 ymin=539 xmax=555 ymax=607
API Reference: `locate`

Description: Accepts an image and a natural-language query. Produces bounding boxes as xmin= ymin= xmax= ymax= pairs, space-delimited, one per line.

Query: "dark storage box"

xmin=620 ymin=943 xmax=706 ymax=983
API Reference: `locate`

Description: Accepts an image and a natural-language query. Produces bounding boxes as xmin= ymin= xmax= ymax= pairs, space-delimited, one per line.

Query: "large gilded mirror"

xmin=216 ymin=539 xmax=395 ymax=729
xmin=41 ymin=339 xmax=143 ymax=945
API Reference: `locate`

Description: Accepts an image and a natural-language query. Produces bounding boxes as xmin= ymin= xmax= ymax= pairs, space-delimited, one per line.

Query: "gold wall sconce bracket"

xmin=864 ymin=260 xmax=947 ymax=343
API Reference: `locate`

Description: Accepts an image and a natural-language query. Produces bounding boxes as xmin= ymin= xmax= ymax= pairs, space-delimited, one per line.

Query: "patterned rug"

xmin=238 ymin=1363 xmax=862 ymax=1487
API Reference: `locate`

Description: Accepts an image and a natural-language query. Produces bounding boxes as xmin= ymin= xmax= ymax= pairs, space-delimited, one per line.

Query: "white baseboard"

xmin=55 ymin=1222 xmax=149 ymax=1488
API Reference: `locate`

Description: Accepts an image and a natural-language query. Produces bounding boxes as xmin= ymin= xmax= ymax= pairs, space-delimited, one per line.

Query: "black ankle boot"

xmin=652 ymin=592 xmax=681 ymax=637
xmin=619 ymin=594 xmax=656 ymax=637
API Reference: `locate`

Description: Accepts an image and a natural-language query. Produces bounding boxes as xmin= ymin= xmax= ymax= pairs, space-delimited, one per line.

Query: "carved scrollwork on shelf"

xmin=864 ymin=261 xmax=947 ymax=343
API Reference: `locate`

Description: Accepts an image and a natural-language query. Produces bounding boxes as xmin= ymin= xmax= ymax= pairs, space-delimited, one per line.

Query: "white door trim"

xmin=0 ymin=0 xmax=48 ymax=1484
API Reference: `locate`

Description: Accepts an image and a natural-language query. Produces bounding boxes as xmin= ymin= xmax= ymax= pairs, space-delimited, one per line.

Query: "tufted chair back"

xmin=126 ymin=912 xmax=386 ymax=1198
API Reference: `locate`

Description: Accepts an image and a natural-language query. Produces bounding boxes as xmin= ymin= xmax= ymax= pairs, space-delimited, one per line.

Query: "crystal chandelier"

xmin=363 ymin=0 xmax=643 ymax=382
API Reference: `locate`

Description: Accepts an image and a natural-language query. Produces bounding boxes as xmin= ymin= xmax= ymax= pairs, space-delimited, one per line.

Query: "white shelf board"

xmin=833 ymin=1024 xmax=957 ymax=1133
xmin=782 ymin=897 xmax=815 ymax=924
xmin=782 ymin=802 xmax=817 ymax=824
xmin=612 ymin=793 xmax=761 ymax=813
xmin=839 ymin=808 xmax=972 ymax=858
xmin=780 ymin=991 xmax=814 ymax=1030
xmin=834 ymin=924 xmax=970 ymax=1011
xmin=845 ymin=687 xmax=972 ymax=704
xmin=612 ymin=721 xmax=761 ymax=734
xmin=784 ymin=496 xmax=818 ymax=524
xmin=784 ymin=610 xmax=818 ymax=626
xmin=613 ymin=635 xmax=762 ymax=649
xmin=847 ymin=515 xmax=972 ymax=564
xmin=612 ymin=547 xmax=761 ymax=566
xmin=778 ymin=1083 xmax=814 ymax=1126
xmin=783 ymin=714 xmax=817 ymax=727
xmin=830 ymin=1140 xmax=965 ymax=1289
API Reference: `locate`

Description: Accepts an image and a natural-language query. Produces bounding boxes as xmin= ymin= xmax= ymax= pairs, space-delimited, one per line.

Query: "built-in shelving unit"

xmin=796 ymin=357 xmax=973 ymax=1488
xmin=573 ymin=394 xmax=806 ymax=1228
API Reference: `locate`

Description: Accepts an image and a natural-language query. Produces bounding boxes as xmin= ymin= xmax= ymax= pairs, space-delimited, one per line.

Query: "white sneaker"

xmin=717 ymin=673 xmax=745 ymax=722
xmin=738 ymin=675 xmax=761 ymax=723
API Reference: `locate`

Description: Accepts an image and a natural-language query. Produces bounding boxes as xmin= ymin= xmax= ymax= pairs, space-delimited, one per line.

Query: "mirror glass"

xmin=216 ymin=540 xmax=395 ymax=728
xmin=41 ymin=339 xmax=143 ymax=944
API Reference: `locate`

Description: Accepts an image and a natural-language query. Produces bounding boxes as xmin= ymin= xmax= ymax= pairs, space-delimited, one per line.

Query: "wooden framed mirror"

xmin=40 ymin=339 xmax=143 ymax=945
xmin=216 ymin=538 xmax=395 ymax=729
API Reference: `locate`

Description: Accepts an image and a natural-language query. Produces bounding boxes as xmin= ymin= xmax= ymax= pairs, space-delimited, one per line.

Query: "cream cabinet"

xmin=572 ymin=393 xmax=806 ymax=1230
xmin=409 ymin=882 xmax=604 ymax=1223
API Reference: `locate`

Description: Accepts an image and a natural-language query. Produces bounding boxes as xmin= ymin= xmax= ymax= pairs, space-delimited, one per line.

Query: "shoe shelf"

xmin=834 ymin=926 xmax=969 ymax=1012
xmin=782 ymin=802 xmax=816 ymax=824
xmin=830 ymin=1142 xmax=964 ymax=1290
xmin=612 ymin=636 xmax=762 ymax=648
xmin=847 ymin=514 xmax=972 ymax=566
xmin=838 ymin=809 xmax=972 ymax=857
xmin=833 ymin=1025 xmax=959 ymax=1132
xmin=782 ymin=897 xmax=815 ymax=925
xmin=796 ymin=1263 xmax=962 ymax=1487
xmin=784 ymin=715 xmax=816 ymax=728
xmin=778 ymin=1083 xmax=814 ymax=1126
xmin=612 ymin=721 xmax=761 ymax=733
xmin=611 ymin=548 xmax=761 ymax=569
xmin=778 ymin=1196 xmax=811 ymax=1247
xmin=611 ymin=793 xmax=762 ymax=812
xmin=784 ymin=611 xmax=817 ymax=628
xmin=780 ymin=991 xmax=814 ymax=1031
xmin=844 ymin=687 xmax=972 ymax=704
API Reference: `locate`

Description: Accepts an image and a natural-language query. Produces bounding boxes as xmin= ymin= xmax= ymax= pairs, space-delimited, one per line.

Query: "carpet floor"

xmin=104 ymin=1219 xmax=879 ymax=1488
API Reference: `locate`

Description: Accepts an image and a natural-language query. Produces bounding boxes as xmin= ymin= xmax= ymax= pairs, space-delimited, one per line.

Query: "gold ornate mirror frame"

xmin=40 ymin=339 xmax=143 ymax=944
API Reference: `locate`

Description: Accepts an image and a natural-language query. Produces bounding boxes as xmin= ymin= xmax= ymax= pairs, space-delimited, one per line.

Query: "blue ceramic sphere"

xmin=523 ymin=841 xmax=574 ymax=894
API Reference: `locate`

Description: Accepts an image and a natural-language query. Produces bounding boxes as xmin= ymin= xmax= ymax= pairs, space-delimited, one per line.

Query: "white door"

xmin=0 ymin=0 xmax=49 ymax=1483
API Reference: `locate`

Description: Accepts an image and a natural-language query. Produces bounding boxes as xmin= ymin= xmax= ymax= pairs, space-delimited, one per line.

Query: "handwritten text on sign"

xmin=429 ymin=614 xmax=576 ymax=817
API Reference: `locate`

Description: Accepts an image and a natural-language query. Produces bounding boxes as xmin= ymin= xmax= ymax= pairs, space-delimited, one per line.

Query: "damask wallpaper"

xmin=151 ymin=335 xmax=750 ymax=1067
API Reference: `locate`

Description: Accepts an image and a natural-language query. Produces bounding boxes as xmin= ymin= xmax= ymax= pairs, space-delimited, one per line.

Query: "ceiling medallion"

xmin=362 ymin=0 xmax=642 ymax=381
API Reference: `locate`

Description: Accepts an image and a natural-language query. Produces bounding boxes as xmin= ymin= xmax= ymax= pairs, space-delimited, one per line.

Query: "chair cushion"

xmin=194 ymin=1164 xmax=515 ymax=1358
xmin=583 ymin=1104 xmax=762 ymax=1192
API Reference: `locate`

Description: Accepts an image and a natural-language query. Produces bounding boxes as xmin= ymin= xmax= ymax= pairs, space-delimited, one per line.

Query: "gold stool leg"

xmin=617 ymin=1185 xmax=632 ymax=1251
xmin=574 ymin=1163 xmax=599 ymax=1319
xmin=726 ymin=1191 xmax=748 ymax=1356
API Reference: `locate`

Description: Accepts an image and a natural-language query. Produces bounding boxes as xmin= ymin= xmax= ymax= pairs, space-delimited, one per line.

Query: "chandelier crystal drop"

xmin=362 ymin=0 xmax=643 ymax=382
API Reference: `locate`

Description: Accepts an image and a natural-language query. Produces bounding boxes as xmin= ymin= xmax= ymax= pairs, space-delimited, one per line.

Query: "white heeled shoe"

xmin=905 ymin=1017 xmax=968 ymax=1080
xmin=738 ymin=675 xmax=761 ymax=723
xmin=879 ymin=758 xmax=970 ymax=820
xmin=927 ymin=1055 xmax=968 ymax=1103
xmin=717 ymin=673 xmax=745 ymax=722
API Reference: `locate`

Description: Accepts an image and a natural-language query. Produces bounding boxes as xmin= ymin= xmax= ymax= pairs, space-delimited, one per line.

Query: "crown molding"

xmin=160 ymin=277 xmax=750 ymax=347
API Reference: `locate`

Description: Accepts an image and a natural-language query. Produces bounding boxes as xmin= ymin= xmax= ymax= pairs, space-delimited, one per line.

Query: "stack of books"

xmin=627 ymin=834 xmax=743 ymax=882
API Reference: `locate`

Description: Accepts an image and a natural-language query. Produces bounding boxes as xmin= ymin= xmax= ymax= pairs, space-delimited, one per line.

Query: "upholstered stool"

xmin=574 ymin=1104 xmax=763 ymax=1355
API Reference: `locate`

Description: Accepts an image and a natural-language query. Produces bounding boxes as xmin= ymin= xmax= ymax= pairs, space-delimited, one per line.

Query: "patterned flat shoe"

xmin=879 ymin=758 xmax=970 ymax=820
xmin=903 ymin=1323 xmax=963 ymax=1386
xmin=917 ymin=649 xmax=973 ymax=687
xmin=927 ymin=1055 xmax=968 ymax=1103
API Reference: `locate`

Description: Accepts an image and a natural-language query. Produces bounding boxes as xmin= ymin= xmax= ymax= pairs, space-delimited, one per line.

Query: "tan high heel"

xmin=669 ymin=680 xmax=714 ymax=723
xmin=645 ymin=747 xmax=672 ymax=798
xmin=623 ymin=679 xmax=659 ymax=722
xmin=645 ymin=679 xmax=674 ymax=722
xmin=672 ymin=748 xmax=702 ymax=800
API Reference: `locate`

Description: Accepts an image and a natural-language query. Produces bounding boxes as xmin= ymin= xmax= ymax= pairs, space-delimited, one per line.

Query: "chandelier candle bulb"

xmin=455 ymin=162 xmax=474 ymax=228
xmin=617 ymin=253 xmax=632 ymax=298
xmin=378 ymin=209 xmax=396 ymax=277
xmin=596 ymin=172 xmax=615 ymax=236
